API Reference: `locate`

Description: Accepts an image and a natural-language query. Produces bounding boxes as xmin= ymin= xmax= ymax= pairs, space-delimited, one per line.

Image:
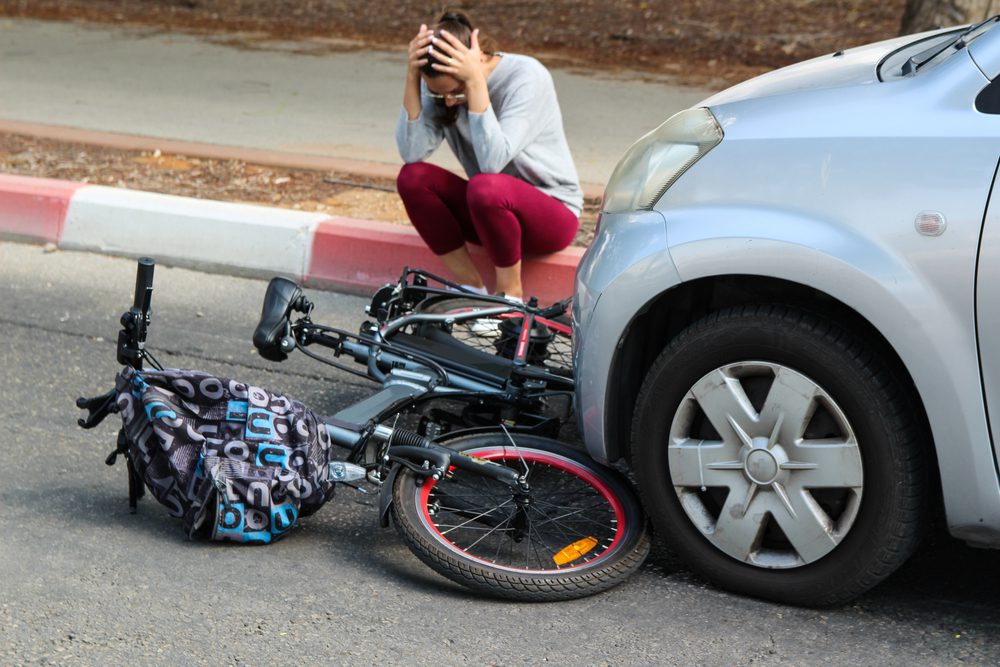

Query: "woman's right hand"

xmin=404 ymin=24 xmax=433 ymax=119
xmin=408 ymin=24 xmax=434 ymax=75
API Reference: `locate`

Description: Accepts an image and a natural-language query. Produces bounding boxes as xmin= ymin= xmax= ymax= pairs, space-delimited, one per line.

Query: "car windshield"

xmin=878 ymin=16 xmax=1000 ymax=80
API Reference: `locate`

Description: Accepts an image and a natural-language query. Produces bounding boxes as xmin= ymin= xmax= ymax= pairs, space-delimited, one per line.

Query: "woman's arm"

xmin=466 ymin=79 xmax=544 ymax=174
xmin=395 ymin=107 xmax=445 ymax=163
xmin=404 ymin=25 xmax=432 ymax=120
xmin=397 ymin=24 xmax=445 ymax=163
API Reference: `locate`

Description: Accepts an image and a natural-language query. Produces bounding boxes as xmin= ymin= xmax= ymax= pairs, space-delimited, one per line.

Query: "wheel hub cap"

xmin=667 ymin=361 xmax=864 ymax=569
xmin=745 ymin=445 xmax=779 ymax=485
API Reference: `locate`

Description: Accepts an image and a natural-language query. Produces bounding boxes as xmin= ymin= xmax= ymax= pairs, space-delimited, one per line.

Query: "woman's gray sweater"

xmin=395 ymin=54 xmax=583 ymax=215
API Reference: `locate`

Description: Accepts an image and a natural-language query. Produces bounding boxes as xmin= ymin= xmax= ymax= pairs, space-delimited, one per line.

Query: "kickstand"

xmin=126 ymin=455 xmax=144 ymax=513
xmin=106 ymin=429 xmax=144 ymax=513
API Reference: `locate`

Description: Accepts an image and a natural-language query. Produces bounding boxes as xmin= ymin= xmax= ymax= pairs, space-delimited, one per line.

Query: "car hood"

xmin=700 ymin=30 xmax=946 ymax=107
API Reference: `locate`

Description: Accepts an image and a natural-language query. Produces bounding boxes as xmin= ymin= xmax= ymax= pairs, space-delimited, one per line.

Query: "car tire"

xmin=631 ymin=304 xmax=929 ymax=606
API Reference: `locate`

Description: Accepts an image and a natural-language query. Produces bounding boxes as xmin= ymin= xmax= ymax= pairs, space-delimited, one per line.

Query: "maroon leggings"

xmin=396 ymin=162 xmax=579 ymax=268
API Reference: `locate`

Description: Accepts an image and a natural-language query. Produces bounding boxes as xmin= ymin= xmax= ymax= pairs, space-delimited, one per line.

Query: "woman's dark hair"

xmin=420 ymin=9 xmax=497 ymax=79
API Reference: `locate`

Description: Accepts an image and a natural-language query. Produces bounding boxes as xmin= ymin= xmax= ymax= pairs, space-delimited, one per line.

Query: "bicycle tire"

xmin=414 ymin=295 xmax=573 ymax=377
xmin=391 ymin=433 xmax=650 ymax=601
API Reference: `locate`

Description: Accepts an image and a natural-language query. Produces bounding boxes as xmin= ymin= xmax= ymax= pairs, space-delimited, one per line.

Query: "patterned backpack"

xmin=112 ymin=367 xmax=335 ymax=543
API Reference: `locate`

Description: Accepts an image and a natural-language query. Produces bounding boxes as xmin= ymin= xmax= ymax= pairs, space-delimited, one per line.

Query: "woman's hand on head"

xmin=430 ymin=29 xmax=485 ymax=84
xmin=408 ymin=24 xmax=434 ymax=74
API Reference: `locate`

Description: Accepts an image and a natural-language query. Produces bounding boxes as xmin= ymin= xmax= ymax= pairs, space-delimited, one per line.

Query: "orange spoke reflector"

xmin=552 ymin=536 xmax=598 ymax=566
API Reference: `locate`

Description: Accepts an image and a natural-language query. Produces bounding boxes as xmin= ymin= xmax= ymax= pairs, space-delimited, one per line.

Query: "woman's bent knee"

xmin=396 ymin=161 xmax=437 ymax=195
xmin=466 ymin=173 xmax=514 ymax=210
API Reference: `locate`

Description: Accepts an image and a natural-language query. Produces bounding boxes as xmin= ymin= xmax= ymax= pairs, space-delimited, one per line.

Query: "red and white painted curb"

xmin=0 ymin=173 xmax=582 ymax=303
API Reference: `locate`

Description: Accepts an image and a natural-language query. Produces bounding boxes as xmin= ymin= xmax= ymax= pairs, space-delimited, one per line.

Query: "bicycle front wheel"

xmin=391 ymin=433 xmax=650 ymax=601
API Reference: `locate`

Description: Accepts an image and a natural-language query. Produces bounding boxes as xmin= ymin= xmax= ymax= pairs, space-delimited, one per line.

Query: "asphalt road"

xmin=0 ymin=18 xmax=714 ymax=186
xmin=1 ymin=242 xmax=998 ymax=665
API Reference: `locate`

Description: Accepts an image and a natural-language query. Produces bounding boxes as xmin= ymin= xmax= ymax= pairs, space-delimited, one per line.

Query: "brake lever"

xmin=537 ymin=298 xmax=572 ymax=320
xmin=76 ymin=388 xmax=118 ymax=429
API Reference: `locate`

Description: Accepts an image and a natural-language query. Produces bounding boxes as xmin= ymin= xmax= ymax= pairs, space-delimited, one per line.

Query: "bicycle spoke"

xmin=437 ymin=499 xmax=514 ymax=536
xmin=525 ymin=512 xmax=564 ymax=567
xmin=493 ymin=524 xmax=510 ymax=564
xmin=531 ymin=506 xmax=614 ymax=535
xmin=530 ymin=495 xmax=606 ymax=510
xmin=432 ymin=523 xmax=512 ymax=532
xmin=462 ymin=512 xmax=516 ymax=552
xmin=525 ymin=500 xmax=581 ymax=546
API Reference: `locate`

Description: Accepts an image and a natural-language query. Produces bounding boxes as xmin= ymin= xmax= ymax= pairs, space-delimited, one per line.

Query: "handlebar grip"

xmin=132 ymin=257 xmax=155 ymax=314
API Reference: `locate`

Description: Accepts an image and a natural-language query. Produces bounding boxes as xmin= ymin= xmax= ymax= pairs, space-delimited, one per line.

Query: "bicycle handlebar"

xmin=117 ymin=257 xmax=155 ymax=369
xmin=132 ymin=257 xmax=155 ymax=315
xmin=132 ymin=257 xmax=155 ymax=348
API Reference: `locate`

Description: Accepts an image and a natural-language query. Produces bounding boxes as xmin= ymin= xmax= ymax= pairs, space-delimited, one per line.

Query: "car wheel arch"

xmin=606 ymin=274 xmax=933 ymax=475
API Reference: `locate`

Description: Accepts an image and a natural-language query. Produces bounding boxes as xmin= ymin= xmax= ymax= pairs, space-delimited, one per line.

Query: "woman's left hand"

xmin=430 ymin=29 xmax=484 ymax=84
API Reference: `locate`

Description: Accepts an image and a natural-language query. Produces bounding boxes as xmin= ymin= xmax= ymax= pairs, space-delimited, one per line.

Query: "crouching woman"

xmin=395 ymin=10 xmax=582 ymax=301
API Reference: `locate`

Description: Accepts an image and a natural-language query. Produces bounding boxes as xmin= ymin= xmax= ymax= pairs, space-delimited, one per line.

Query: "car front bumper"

xmin=573 ymin=208 xmax=679 ymax=464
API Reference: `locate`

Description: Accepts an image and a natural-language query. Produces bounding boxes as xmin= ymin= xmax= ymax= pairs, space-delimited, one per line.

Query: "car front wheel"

xmin=632 ymin=304 xmax=928 ymax=606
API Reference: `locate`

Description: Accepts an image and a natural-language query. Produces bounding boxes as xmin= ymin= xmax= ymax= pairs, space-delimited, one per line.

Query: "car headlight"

xmin=602 ymin=107 xmax=723 ymax=214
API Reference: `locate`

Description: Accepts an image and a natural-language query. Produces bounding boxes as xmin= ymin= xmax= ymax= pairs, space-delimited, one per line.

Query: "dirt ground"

xmin=0 ymin=1 xmax=910 ymax=246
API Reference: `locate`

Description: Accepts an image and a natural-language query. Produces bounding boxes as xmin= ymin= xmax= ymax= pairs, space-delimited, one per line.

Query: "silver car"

xmin=574 ymin=17 xmax=1000 ymax=606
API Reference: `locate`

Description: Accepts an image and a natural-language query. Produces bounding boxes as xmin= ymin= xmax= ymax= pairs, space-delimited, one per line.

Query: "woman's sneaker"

xmin=465 ymin=294 xmax=521 ymax=335
xmin=467 ymin=317 xmax=502 ymax=335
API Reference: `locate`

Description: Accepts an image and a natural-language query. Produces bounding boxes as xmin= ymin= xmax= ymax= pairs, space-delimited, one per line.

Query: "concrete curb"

xmin=0 ymin=173 xmax=582 ymax=303
xmin=0 ymin=174 xmax=85 ymax=244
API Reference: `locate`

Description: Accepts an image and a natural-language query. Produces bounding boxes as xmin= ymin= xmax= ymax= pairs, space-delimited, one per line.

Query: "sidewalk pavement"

xmin=0 ymin=18 xmax=716 ymax=300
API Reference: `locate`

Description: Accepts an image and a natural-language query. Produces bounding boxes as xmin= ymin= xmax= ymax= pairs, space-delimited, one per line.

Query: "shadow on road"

xmin=862 ymin=536 xmax=1000 ymax=621
xmin=15 ymin=473 xmax=1000 ymax=620
xmin=644 ymin=531 xmax=1000 ymax=627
